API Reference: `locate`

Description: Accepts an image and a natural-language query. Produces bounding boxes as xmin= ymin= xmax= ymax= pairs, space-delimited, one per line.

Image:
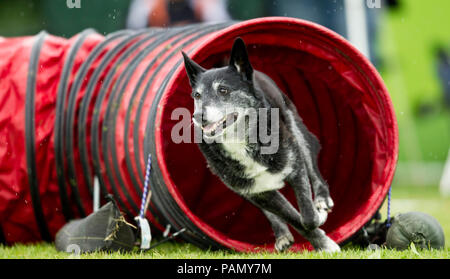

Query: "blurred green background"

xmin=377 ymin=0 xmax=450 ymax=186
xmin=0 ymin=0 xmax=131 ymax=37
xmin=0 ymin=0 xmax=448 ymax=187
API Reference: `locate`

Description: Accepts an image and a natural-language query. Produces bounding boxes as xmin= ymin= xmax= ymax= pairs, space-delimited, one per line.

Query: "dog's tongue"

xmin=203 ymin=121 xmax=220 ymax=133
xmin=203 ymin=113 xmax=239 ymax=135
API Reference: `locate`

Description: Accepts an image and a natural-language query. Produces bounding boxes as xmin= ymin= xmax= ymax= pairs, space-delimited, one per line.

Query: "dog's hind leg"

xmin=288 ymin=162 xmax=328 ymax=228
xmin=304 ymin=134 xmax=334 ymax=214
xmin=246 ymin=191 xmax=340 ymax=253
xmin=299 ymin=128 xmax=334 ymax=215
xmin=262 ymin=209 xmax=294 ymax=252
xmin=308 ymin=166 xmax=334 ymax=220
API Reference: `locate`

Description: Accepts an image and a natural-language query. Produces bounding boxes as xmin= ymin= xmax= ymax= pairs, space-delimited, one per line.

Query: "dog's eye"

xmin=218 ymin=86 xmax=230 ymax=95
xmin=193 ymin=92 xmax=201 ymax=99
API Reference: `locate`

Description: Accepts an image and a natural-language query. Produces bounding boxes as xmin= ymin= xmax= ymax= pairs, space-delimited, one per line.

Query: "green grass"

xmin=1 ymin=242 xmax=448 ymax=259
xmin=0 ymin=186 xmax=449 ymax=259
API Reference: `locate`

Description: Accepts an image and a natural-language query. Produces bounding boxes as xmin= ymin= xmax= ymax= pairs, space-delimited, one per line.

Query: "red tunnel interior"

xmin=157 ymin=18 xmax=398 ymax=251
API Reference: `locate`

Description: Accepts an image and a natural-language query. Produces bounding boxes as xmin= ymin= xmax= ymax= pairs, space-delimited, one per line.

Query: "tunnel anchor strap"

xmin=135 ymin=154 xmax=187 ymax=250
xmin=135 ymin=216 xmax=152 ymax=250
xmin=135 ymin=154 xmax=153 ymax=250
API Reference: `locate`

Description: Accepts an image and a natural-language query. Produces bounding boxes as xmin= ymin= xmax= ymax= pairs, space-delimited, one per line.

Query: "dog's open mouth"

xmin=202 ymin=112 xmax=239 ymax=137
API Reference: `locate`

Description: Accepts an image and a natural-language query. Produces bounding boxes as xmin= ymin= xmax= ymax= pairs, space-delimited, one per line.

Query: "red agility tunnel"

xmin=0 ymin=17 xmax=398 ymax=251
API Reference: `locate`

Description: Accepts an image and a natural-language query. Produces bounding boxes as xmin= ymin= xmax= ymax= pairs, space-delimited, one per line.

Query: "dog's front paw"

xmin=314 ymin=196 xmax=334 ymax=212
xmin=310 ymin=229 xmax=341 ymax=253
xmin=275 ymin=233 xmax=294 ymax=252
xmin=314 ymin=196 xmax=334 ymax=227
xmin=318 ymin=236 xmax=341 ymax=254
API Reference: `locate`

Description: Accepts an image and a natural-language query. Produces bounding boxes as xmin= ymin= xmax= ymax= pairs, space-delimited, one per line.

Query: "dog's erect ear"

xmin=229 ymin=37 xmax=253 ymax=82
xmin=182 ymin=51 xmax=205 ymax=87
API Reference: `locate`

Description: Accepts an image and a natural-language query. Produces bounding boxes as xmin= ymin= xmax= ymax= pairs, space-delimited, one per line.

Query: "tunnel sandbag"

xmin=386 ymin=212 xmax=445 ymax=250
xmin=55 ymin=198 xmax=136 ymax=253
xmin=0 ymin=17 xmax=398 ymax=251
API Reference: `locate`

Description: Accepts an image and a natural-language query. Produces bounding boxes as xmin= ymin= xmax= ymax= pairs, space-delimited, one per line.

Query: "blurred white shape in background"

xmin=193 ymin=0 xmax=230 ymax=23
xmin=127 ymin=0 xmax=155 ymax=29
xmin=126 ymin=0 xmax=230 ymax=29
xmin=344 ymin=0 xmax=371 ymax=60
xmin=440 ymin=149 xmax=450 ymax=196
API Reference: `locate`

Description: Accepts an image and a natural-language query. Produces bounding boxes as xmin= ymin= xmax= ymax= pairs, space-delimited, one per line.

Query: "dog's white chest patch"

xmin=221 ymin=141 xmax=292 ymax=195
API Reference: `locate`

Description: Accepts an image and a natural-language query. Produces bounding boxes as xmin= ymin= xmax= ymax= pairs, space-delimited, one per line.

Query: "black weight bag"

xmin=55 ymin=196 xmax=136 ymax=253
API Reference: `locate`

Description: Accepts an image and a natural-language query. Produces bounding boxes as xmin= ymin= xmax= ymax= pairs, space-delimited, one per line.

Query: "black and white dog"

xmin=182 ymin=38 xmax=340 ymax=252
